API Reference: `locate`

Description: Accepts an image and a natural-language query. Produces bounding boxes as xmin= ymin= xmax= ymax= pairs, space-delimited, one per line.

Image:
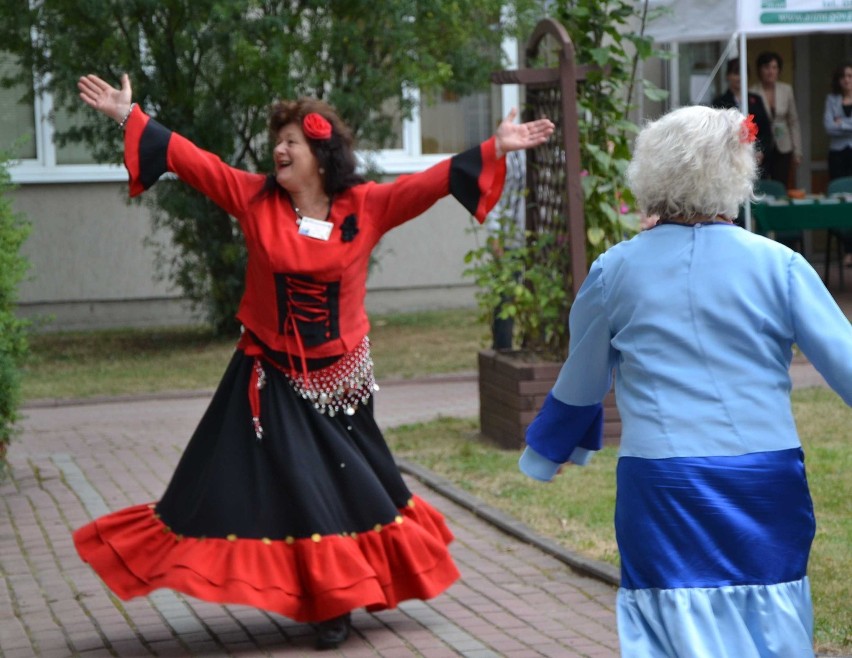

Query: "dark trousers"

xmin=828 ymin=147 xmax=852 ymax=180
xmin=761 ymin=146 xmax=793 ymax=186
xmin=828 ymin=147 xmax=852 ymax=254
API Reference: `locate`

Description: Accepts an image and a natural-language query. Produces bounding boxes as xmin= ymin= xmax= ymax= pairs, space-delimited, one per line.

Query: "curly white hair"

xmin=627 ymin=105 xmax=758 ymax=222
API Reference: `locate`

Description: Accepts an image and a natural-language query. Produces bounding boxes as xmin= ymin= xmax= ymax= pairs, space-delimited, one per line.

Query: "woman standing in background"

xmin=712 ymin=58 xmax=774 ymax=161
xmin=824 ymin=60 xmax=852 ymax=181
xmin=824 ymin=60 xmax=852 ymax=267
xmin=752 ymin=50 xmax=802 ymax=185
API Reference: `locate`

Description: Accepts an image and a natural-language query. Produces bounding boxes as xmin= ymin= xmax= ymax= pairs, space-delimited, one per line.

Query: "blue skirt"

xmin=614 ymin=448 xmax=815 ymax=657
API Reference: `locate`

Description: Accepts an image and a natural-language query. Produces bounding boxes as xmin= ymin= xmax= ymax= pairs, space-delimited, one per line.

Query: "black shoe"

xmin=315 ymin=612 xmax=351 ymax=650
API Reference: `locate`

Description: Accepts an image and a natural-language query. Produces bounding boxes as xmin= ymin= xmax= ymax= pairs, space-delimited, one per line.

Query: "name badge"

xmin=298 ymin=216 xmax=334 ymax=241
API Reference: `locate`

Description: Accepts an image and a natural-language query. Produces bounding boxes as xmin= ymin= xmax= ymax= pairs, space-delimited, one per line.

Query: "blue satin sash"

xmin=616 ymin=447 xmax=815 ymax=590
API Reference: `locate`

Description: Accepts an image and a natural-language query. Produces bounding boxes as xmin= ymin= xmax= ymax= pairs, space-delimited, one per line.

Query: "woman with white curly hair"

xmin=519 ymin=105 xmax=852 ymax=657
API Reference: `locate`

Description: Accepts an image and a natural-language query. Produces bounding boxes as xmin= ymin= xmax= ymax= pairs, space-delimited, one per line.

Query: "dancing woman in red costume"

xmin=73 ymin=73 xmax=553 ymax=650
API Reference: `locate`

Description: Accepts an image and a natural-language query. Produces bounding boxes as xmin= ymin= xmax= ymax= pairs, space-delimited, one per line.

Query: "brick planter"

xmin=478 ymin=349 xmax=620 ymax=450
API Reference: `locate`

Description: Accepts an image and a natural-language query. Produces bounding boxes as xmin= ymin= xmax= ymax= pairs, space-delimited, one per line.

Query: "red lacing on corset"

xmin=240 ymin=276 xmax=339 ymax=440
xmin=281 ymin=276 xmax=332 ymax=381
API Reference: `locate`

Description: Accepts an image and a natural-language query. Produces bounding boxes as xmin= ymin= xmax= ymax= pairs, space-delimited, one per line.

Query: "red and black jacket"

xmin=124 ymin=105 xmax=506 ymax=359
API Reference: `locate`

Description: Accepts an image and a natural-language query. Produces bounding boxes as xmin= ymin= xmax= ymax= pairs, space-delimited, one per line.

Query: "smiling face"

xmin=273 ymin=123 xmax=322 ymax=193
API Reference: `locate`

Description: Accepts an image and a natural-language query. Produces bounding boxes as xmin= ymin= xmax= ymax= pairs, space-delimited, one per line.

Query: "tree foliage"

xmin=465 ymin=1 xmax=666 ymax=359
xmin=0 ymin=152 xmax=30 ymax=477
xmin=0 ymin=0 xmax=535 ymax=334
xmin=553 ymin=0 xmax=665 ymax=260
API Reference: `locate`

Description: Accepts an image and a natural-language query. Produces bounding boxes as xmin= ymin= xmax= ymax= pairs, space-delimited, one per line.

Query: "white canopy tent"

xmin=645 ymin=0 xmax=852 ymax=44
xmin=643 ymin=0 xmax=852 ymax=230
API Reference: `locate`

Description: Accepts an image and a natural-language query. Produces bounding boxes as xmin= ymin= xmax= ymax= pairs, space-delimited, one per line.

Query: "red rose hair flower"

xmin=740 ymin=114 xmax=758 ymax=144
xmin=302 ymin=113 xmax=332 ymax=140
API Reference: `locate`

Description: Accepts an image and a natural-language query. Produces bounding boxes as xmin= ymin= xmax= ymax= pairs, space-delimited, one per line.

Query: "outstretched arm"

xmin=78 ymin=74 xmax=133 ymax=124
xmin=76 ymin=73 xmax=262 ymax=216
xmin=494 ymin=108 xmax=555 ymax=158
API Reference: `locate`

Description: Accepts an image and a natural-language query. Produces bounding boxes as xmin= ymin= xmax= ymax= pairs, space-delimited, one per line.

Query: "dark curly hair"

xmin=263 ymin=98 xmax=364 ymax=198
xmin=755 ymin=51 xmax=783 ymax=74
xmin=830 ymin=61 xmax=852 ymax=95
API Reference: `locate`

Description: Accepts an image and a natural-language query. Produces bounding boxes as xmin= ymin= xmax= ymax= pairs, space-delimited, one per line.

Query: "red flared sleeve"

xmin=123 ymin=105 xmax=152 ymax=198
xmin=450 ymin=136 xmax=506 ymax=223
xmin=366 ymin=136 xmax=507 ymax=234
xmin=123 ymin=106 xmax=264 ymax=218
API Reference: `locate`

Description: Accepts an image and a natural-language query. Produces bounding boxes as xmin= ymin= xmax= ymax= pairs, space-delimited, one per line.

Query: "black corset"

xmin=273 ymin=273 xmax=341 ymax=347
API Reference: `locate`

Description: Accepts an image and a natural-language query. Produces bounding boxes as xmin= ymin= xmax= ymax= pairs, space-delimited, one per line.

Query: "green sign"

xmin=761 ymin=9 xmax=852 ymax=23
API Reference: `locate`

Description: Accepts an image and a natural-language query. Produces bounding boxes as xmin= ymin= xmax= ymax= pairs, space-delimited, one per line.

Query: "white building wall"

xmin=12 ymin=181 xmax=485 ymax=332
xmin=365 ymin=194 xmax=485 ymax=314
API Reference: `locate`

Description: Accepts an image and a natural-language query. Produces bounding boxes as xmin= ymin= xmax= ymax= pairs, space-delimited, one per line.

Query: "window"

xmin=7 ymin=36 xmax=520 ymax=182
xmin=371 ymin=85 xmax=508 ymax=174
xmin=0 ymin=52 xmax=36 ymax=160
xmin=420 ymin=89 xmax=497 ymax=155
xmin=673 ymin=41 xmax=725 ymax=107
xmin=374 ymin=36 xmax=520 ymax=174
xmin=53 ymin=105 xmax=99 ymax=165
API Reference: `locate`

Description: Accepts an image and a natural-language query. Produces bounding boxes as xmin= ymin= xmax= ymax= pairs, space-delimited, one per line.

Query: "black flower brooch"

xmin=341 ymin=214 xmax=359 ymax=242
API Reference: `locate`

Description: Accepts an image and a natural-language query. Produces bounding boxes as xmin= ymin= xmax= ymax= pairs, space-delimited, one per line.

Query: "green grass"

xmin=21 ymin=308 xmax=486 ymax=400
xmin=22 ymin=325 xmax=235 ymax=399
xmin=385 ymin=389 xmax=852 ymax=653
xmin=19 ymin=310 xmax=852 ymax=651
xmin=387 ymin=417 xmax=621 ymax=565
xmin=791 ymin=388 xmax=852 ymax=652
xmin=369 ymin=308 xmax=485 ymax=378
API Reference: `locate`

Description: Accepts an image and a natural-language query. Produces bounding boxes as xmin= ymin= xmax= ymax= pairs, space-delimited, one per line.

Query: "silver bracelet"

xmin=118 ymin=103 xmax=137 ymax=130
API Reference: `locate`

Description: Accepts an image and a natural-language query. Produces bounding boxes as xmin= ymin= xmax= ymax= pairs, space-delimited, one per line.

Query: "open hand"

xmin=78 ymin=73 xmax=133 ymax=124
xmin=495 ymin=108 xmax=555 ymax=157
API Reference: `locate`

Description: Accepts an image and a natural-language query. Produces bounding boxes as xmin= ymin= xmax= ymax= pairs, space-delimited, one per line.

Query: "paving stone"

xmin=29 ymin=370 xmax=850 ymax=656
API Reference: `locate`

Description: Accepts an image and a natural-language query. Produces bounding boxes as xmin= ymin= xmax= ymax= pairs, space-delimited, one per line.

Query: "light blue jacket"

xmin=520 ymin=222 xmax=852 ymax=479
xmin=824 ymin=93 xmax=852 ymax=152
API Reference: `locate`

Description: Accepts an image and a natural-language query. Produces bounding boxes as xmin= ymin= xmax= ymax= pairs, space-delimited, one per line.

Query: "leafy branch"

xmin=465 ymin=1 xmax=667 ymax=360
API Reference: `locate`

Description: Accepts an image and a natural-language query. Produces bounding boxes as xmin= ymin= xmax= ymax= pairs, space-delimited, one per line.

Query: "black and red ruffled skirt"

xmin=73 ymin=346 xmax=459 ymax=622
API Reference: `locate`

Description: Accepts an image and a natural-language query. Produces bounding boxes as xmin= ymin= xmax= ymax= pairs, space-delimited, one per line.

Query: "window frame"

xmin=9 ymin=87 xmax=128 ymax=184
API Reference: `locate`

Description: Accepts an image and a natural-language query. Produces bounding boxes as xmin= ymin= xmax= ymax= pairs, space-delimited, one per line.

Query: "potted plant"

xmin=465 ymin=0 xmax=664 ymax=449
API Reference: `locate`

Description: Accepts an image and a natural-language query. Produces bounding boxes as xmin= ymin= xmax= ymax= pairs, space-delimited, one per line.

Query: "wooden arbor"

xmin=480 ymin=18 xmax=621 ymax=448
xmin=491 ymin=17 xmax=587 ymax=296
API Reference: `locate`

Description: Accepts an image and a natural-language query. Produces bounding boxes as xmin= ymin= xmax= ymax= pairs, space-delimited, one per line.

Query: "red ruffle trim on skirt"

xmin=73 ymin=495 xmax=459 ymax=622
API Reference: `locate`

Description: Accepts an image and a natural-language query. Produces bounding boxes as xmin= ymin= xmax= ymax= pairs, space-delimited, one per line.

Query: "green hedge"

xmin=0 ymin=154 xmax=30 ymax=477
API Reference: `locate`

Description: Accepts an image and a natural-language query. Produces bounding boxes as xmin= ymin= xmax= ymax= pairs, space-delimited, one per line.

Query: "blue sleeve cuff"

xmin=525 ymin=392 xmax=604 ymax=463
xmin=519 ymin=447 xmax=561 ymax=481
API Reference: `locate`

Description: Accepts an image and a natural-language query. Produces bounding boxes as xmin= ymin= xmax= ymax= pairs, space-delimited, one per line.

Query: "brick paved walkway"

xmin=1 ymin=380 xmax=620 ymax=658
xmin=0 ymin=348 xmax=842 ymax=658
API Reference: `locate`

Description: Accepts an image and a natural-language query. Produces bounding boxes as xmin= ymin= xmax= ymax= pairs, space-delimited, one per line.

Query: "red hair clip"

xmin=303 ymin=113 xmax=332 ymax=140
xmin=740 ymin=114 xmax=758 ymax=144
